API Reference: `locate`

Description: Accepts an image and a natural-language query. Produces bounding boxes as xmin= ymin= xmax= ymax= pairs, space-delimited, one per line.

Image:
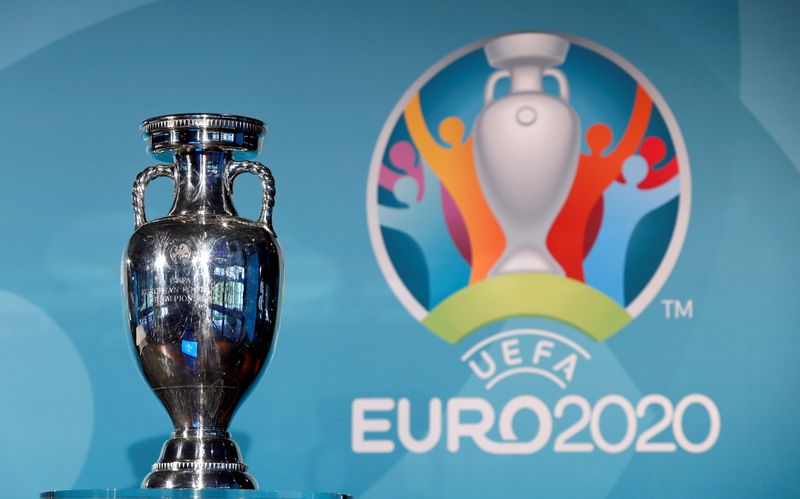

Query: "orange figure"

xmin=547 ymin=85 xmax=653 ymax=281
xmin=404 ymin=93 xmax=505 ymax=284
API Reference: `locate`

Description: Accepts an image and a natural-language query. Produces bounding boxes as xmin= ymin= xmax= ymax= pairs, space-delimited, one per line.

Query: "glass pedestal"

xmin=42 ymin=490 xmax=350 ymax=499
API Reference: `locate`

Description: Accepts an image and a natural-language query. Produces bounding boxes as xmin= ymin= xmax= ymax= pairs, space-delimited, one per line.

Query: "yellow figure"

xmin=403 ymin=93 xmax=505 ymax=284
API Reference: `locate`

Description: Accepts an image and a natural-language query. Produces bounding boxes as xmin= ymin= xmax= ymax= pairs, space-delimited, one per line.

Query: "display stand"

xmin=42 ymin=491 xmax=350 ymax=499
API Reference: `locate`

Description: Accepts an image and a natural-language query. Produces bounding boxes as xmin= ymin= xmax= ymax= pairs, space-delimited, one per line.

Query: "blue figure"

xmin=379 ymin=162 xmax=470 ymax=308
xmin=583 ymin=155 xmax=679 ymax=305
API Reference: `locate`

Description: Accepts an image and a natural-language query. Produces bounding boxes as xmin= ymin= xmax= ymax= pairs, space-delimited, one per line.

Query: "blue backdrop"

xmin=0 ymin=1 xmax=798 ymax=497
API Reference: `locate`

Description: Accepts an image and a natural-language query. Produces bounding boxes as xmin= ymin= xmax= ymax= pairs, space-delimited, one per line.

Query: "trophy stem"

xmin=490 ymin=244 xmax=565 ymax=277
xmin=142 ymin=429 xmax=257 ymax=489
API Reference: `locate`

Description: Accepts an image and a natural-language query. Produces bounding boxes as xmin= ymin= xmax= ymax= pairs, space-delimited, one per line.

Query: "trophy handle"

xmin=225 ymin=160 xmax=276 ymax=232
xmin=544 ymin=67 xmax=570 ymax=101
xmin=132 ymin=164 xmax=176 ymax=229
xmin=484 ymin=69 xmax=511 ymax=104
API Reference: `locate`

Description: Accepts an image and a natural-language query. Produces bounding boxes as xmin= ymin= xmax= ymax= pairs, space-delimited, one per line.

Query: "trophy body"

xmin=473 ymin=33 xmax=580 ymax=276
xmin=122 ymin=114 xmax=282 ymax=489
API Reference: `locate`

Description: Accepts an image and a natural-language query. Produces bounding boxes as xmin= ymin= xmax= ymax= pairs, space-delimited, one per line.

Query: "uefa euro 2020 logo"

xmin=358 ymin=32 xmax=721 ymax=459
xmin=367 ymin=32 xmax=690 ymax=349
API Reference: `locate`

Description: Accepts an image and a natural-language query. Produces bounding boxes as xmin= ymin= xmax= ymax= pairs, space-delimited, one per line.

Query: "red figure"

xmin=583 ymin=199 xmax=604 ymax=258
xmin=637 ymin=136 xmax=678 ymax=189
xmin=547 ymin=85 xmax=653 ymax=281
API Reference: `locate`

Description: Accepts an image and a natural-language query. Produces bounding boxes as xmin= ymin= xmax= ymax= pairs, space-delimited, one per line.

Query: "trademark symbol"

xmin=661 ymin=299 xmax=693 ymax=319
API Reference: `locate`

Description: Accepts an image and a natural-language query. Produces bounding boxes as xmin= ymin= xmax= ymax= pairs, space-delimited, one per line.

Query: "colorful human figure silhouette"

xmin=547 ymin=85 xmax=653 ymax=281
xmin=403 ymin=93 xmax=505 ymax=284
xmin=379 ymin=140 xmax=425 ymax=203
xmin=583 ymin=155 xmax=679 ymax=305
xmin=585 ymin=135 xmax=677 ymax=256
xmin=379 ymin=164 xmax=470 ymax=308
xmin=637 ymin=136 xmax=679 ymax=189
xmin=586 ymin=136 xmax=677 ymax=257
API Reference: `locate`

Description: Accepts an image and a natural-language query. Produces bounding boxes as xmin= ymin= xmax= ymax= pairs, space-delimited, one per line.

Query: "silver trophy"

xmin=122 ymin=114 xmax=283 ymax=489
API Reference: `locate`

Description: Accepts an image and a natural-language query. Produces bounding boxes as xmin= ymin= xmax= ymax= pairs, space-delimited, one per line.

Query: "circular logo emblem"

xmin=367 ymin=32 xmax=690 ymax=344
xmin=168 ymin=241 xmax=194 ymax=266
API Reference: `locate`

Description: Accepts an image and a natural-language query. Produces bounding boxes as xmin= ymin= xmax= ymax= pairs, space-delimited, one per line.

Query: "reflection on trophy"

xmin=121 ymin=114 xmax=283 ymax=489
xmin=473 ymin=33 xmax=580 ymax=276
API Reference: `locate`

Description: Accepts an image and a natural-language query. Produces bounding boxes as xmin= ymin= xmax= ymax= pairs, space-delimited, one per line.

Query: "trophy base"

xmin=142 ymin=467 xmax=257 ymax=490
xmin=143 ymin=430 xmax=257 ymax=489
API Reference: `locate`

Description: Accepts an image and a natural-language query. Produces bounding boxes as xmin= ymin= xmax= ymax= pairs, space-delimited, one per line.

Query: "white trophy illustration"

xmin=473 ymin=32 xmax=580 ymax=276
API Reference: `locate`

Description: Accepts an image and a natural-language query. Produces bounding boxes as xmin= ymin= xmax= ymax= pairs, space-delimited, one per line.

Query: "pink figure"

xmin=441 ymin=185 xmax=471 ymax=264
xmin=379 ymin=139 xmax=472 ymax=264
xmin=379 ymin=141 xmax=425 ymax=202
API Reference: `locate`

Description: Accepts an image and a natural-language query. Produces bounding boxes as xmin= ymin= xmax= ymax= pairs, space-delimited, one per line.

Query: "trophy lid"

xmin=141 ymin=113 xmax=266 ymax=155
xmin=484 ymin=32 xmax=570 ymax=69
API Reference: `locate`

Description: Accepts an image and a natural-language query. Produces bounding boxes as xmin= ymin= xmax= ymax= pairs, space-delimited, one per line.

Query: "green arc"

xmin=421 ymin=273 xmax=632 ymax=344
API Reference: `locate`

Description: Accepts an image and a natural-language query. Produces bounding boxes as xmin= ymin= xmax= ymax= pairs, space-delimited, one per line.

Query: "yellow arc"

xmin=422 ymin=273 xmax=632 ymax=344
